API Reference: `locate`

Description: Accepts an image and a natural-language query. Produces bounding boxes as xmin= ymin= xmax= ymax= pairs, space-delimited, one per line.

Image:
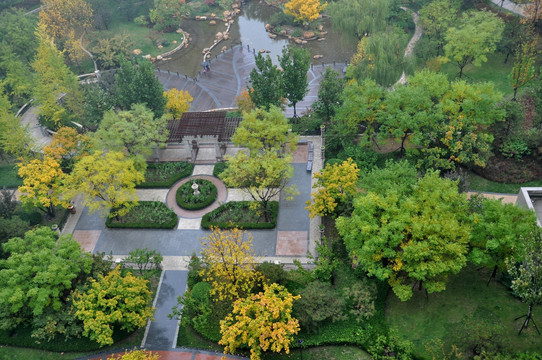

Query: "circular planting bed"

xmin=176 ymin=178 xmax=218 ymax=210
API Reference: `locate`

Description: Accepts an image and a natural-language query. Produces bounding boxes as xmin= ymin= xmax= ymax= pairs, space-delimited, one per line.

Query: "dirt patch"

xmin=472 ymin=153 xmax=542 ymax=183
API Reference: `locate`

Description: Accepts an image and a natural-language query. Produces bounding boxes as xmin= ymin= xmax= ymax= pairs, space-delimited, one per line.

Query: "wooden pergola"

xmin=166 ymin=111 xmax=242 ymax=143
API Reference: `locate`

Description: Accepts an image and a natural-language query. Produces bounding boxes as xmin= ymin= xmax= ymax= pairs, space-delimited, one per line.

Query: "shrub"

xmin=500 ymin=138 xmax=531 ymax=160
xmin=122 ymin=248 xmax=163 ymax=279
xmin=293 ymin=281 xmax=346 ymax=333
xmin=187 ymin=254 xmax=204 ymax=289
xmin=134 ymin=15 xmax=148 ymax=26
xmin=292 ymin=28 xmax=303 ymax=38
xmin=138 ymin=162 xmax=194 ymax=188
xmin=343 ymin=280 xmax=377 ymax=323
xmin=368 ymin=330 xmax=415 ymax=360
xmin=257 ymin=262 xmax=287 ymax=285
xmin=0 ymin=187 xmax=17 ymax=218
xmin=201 ymin=201 xmax=278 ymax=229
xmin=106 ymin=201 xmax=178 ymax=229
xmin=14 ymin=208 xmax=42 ymax=226
xmin=176 ymin=179 xmax=217 ymax=210
xmin=213 ymin=162 xmax=227 ymax=178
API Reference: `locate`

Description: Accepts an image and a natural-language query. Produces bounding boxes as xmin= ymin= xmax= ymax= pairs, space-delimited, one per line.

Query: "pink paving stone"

xmin=275 ymin=231 xmax=308 ymax=256
xmin=291 ymin=143 xmax=308 ymax=163
xmin=72 ymin=230 xmax=101 ymax=253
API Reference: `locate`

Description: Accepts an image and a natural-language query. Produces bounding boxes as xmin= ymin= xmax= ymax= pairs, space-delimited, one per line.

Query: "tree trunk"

xmin=458 ymin=65 xmax=465 ymax=79
xmin=262 ymin=200 xmax=270 ymax=222
xmin=513 ymin=87 xmax=518 ymax=101
xmin=293 ymin=102 xmax=297 ymax=118
xmin=517 ymin=303 xmax=541 ymax=335
xmin=400 ymin=133 xmax=408 ymax=156
xmin=47 ymin=205 xmax=56 ymax=219
xmin=487 ymin=265 xmax=498 ymax=286
xmin=504 ymin=51 xmax=511 ymax=64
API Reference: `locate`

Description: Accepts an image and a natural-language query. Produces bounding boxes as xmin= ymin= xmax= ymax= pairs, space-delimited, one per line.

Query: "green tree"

xmin=0 ymin=227 xmax=92 ymax=330
xmin=92 ymin=34 xmax=134 ymax=70
xmin=312 ymin=67 xmax=345 ymax=122
xmin=337 ymin=170 xmax=471 ymax=301
xmin=0 ymin=8 xmax=38 ymax=63
xmin=219 ymin=283 xmax=300 ymax=360
xmin=149 ymin=0 xmax=188 ymax=32
xmin=327 ymin=0 xmax=392 ymax=39
xmin=32 ymin=24 xmax=84 ymax=129
xmin=122 ymin=248 xmax=163 ymax=279
xmin=94 ymin=104 xmax=169 ymax=163
xmin=419 ymin=0 xmax=459 ymax=56
xmin=279 ymin=46 xmax=310 ymax=117
xmin=73 ymin=266 xmax=154 ymax=346
xmin=221 ymin=107 xmax=298 ymax=221
xmin=65 ymin=151 xmax=144 ymax=219
xmin=115 ymin=57 xmax=166 ymax=118
xmin=506 ymin=224 xmax=542 ymax=335
xmin=249 ymin=53 xmax=284 ymax=110
xmin=443 ymin=10 xmax=505 ymax=78
xmin=0 ymin=87 xmax=34 ymax=159
xmin=469 ymin=197 xmax=540 ymax=285
xmin=510 ymin=36 xmax=538 ymax=101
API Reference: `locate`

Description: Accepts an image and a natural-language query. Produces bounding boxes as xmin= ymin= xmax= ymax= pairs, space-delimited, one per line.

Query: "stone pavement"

xmin=490 ymin=0 xmax=527 ymax=16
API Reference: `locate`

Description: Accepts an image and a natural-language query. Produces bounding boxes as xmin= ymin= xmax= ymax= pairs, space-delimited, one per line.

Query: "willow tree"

xmin=347 ymin=29 xmax=409 ymax=87
xmin=327 ymin=0 xmax=392 ymax=39
xmin=510 ymin=36 xmax=538 ymax=101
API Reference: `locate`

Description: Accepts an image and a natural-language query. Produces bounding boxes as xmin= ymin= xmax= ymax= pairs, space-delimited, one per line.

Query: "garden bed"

xmin=106 ymin=201 xmax=178 ymax=229
xmin=472 ymin=153 xmax=542 ymax=184
xmin=138 ymin=161 xmax=194 ymax=188
xmin=201 ymin=201 xmax=278 ymax=229
xmin=176 ymin=179 xmax=217 ymax=210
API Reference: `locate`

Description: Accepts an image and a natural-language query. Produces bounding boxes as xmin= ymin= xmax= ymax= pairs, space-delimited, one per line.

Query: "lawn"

xmin=87 ymin=0 xmax=184 ymax=58
xmin=468 ymin=171 xmax=542 ymax=194
xmin=386 ymin=265 xmax=542 ymax=359
xmin=0 ymin=165 xmax=22 ymax=188
xmin=439 ymin=52 xmax=515 ymax=97
xmin=0 ymin=346 xmax=85 ymax=360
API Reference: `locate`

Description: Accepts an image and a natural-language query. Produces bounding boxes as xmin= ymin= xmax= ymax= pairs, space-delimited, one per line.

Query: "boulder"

xmin=195 ymin=16 xmax=200 ymax=20
xmin=211 ymin=13 xmax=216 ymax=17
xmin=294 ymin=38 xmax=303 ymax=44
xmin=317 ymin=38 xmax=325 ymax=41
xmin=280 ymin=29 xmax=287 ymax=35
xmin=223 ymin=10 xmax=231 ymax=17
xmin=200 ymin=16 xmax=207 ymax=21
xmin=303 ymin=31 xmax=315 ymax=39
xmin=216 ymin=32 xmax=223 ymax=39
xmin=223 ymin=33 xmax=229 ymax=40
xmin=172 ymin=40 xmax=177 ymax=44
xmin=176 ymin=28 xmax=183 ymax=33
xmin=313 ymin=54 xmax=324 ymax=59
xmin=265 ymin=23 xmax=271 ymax=30
xmin=234 ymin=8 xmax=240 ymax=14
xmin=317 ymin=25 xmax=324 ymax=31
xmin=209 ymin=20 xmax=216 ymax=25
xmin=222 ymin=45 xmax=228 ymax=52
xmin=232 ymin=2 xmax=239 ymax=9
xmin=157 ymin=44 xmax=163 ymax=49
xmin=133 ymin=49 xmax=142 ymax=55
xmin=268 ymin=33 xmax=277 ymax=39
xmin=143 ymin=54 xmax=151 ymax=59
xmin=301 ymin=40 xmax=307 ymax=44
xmin=259 ymin=49 xmax=266 ymax=53
xmin=150 ymin=57 xmax=156 ymax=62
xmin=156 ymin=55 xmax=163 ymax=60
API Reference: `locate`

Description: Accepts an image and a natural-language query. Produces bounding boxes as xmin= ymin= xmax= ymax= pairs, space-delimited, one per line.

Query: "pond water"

xmin=157 ymin=0 xmax=356 ymax=77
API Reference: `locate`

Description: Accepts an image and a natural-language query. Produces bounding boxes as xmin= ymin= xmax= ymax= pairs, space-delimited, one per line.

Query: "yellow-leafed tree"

xmin=200 ymin=227 xmax=260 ymax=302
xmin=18 ymin=156 xmax=69 ymax=218
xmin=65 ymin=151 xmax=144 ymax=219
xmin=306 ymin=158 xmax=359 ymax=218
xmin=73 ymin=266 xmax=154 ymax=347
xmin=44 ymin=126 xmax=91 ymax=161
xmin=117 ymin=349 xmax=161 ymax=360
xmin=38 ymin=0 xmax=93 ymax=62
xmin=164 ymin=88 xmax=193 ymax=119
xmin=284 ymin=0 xmax=327 ymax=26
xmin=219 ymin=283 xmax=300 ymax=360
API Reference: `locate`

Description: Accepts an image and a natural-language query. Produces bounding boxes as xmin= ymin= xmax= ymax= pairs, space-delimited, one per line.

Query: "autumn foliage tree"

xmin=18 ymin=156 xmax=68 ymax=218
xmin=219 ymin=283 xmax=300 ymax=360
xmin=306 ymin=158 xmax=359 ymax=218
xmin=38 ymin=0 xmax=94 ymax=62
xmin=164 ymin=88 xmax=193 ymax=119
xmin=200 ymin=227 xmax=260 ymax=302
xmin=284 ymin=0 xmax=327 ymax=27
xmin=65 ymin=151 xmax=144 ymax=218
xmin=510 ymin=35 xmax=538 ymax=101
xmin=73 ymin=266 xmax=154 ymax=346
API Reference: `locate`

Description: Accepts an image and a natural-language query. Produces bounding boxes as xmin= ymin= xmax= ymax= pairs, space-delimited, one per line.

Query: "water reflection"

xmin=157 ymin=0 xmax=355 ymax=77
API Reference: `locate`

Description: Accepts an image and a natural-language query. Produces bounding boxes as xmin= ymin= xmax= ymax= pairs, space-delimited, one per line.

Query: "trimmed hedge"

xmin=106 ymin=201 xmax=178 ymax=229
xmin=137 ymin=161 xmax=194 ymax=188
xmin=201 ymin=201 xmax=278 ymax=229
xmin=0 ymin=326 xmax=133 ymax=352
xmin=213 ymin=162 xmax=227 ymax=178
xmin=176 ymin=179 xmax=217 ymax=210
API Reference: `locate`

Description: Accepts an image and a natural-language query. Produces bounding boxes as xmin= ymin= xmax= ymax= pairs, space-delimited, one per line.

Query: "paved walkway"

xmin=490 ymin=0 xmax=527 ymax=16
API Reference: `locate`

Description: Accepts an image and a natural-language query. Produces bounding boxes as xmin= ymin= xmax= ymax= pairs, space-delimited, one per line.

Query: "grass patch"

xmin=386 ymin=265 xmax=542 ymax=359
xmin=262 ymin=346 xmax=372 ymax=360
xmin=468 ymin=171 xmax=542 ymax=194
xmin=201 ymin=201 xmax=279 ymax=229
xmin=176 ymin=179 xmax=217 ymax=210
xmin=138 ymin=162 xmax=194 ymax=188
xmin=439 ymin=52 xmax=514 ymax=97
xmin=106 ymin=201 xmax=178 ymax=229
xmin=0 ymin=346 xmax=86 ymax=360
xmin=0 ymin=165 xmax=22 ymax=188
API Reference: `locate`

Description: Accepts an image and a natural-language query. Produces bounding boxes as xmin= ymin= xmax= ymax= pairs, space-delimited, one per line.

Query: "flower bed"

xmin=176 ymin=179 xmax=217 ymax=210
xmin=201 ymin=201 xmax=278 ymax=229
xmin=138 ymin=162 xmax=194 ymax=188
xmin=106 ymin=201 xmax=178 ymax=229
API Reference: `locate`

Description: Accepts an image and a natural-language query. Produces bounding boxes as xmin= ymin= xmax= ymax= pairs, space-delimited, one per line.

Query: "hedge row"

xmin=137 ymin=162 xmax=194 ymax=188
xmin=176 ymin=179 xmax=218 ymax=210
xmin=106 ymin=201 xmax=178 ymax=229
xmin=201 ymin=201 xmax=278 ymax=229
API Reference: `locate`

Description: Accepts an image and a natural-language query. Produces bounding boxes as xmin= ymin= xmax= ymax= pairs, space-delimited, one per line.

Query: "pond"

xmin=157 ymin=0 xmax=356 ymax=77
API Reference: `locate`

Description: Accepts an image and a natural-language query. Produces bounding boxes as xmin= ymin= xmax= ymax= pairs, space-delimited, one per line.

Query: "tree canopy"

xmin=336 ymin=168 xmax=471 ymax=301
xmin=219 ymin=283 xmax=300 ymax=360
xmin=248 ymin=53 xmax=284 ymax=110
xmin=284 ymin=0 xmax=327 ymax=26
xmin=279 ymin=46 xmax=310 ymax=117
xmin=0 ymin=227 xmax=92 ymax=330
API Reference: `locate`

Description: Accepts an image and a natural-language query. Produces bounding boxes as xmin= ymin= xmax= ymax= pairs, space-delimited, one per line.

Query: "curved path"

xmin=166 ymin=175 xmax=228 ymax=218
xmin=490 ymin=0 xmax=527 ymax=17
xmin=393 ymin=7 xmax=422 ymax=87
